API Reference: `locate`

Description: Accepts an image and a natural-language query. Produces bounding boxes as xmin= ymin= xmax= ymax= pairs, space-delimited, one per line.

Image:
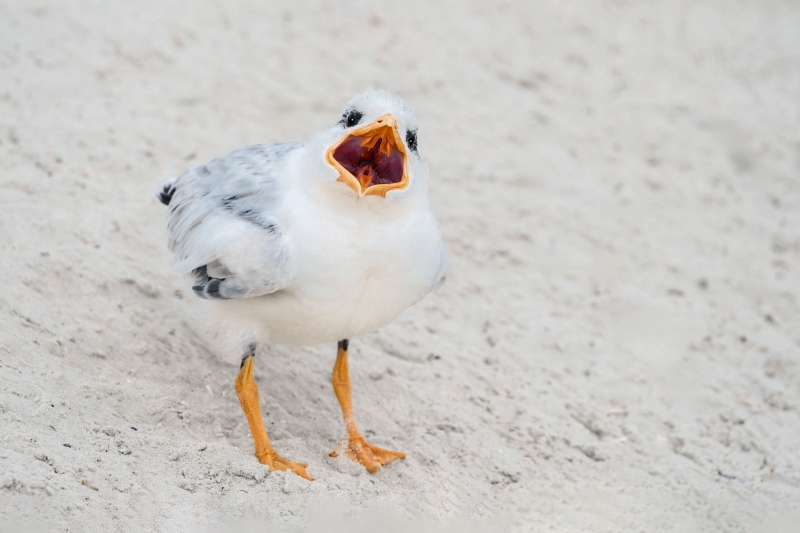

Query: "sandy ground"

xmin=2 ymin=1 xmax=800 ymax=531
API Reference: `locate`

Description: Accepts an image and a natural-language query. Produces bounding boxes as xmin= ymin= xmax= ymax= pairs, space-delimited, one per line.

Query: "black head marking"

xmin=406 ymin=130 xmax=418 ymax=153
xmin=339 ymin=110 xmax=363 ymax=128
xmin=338 ymin=339 xmax=349 ymax=351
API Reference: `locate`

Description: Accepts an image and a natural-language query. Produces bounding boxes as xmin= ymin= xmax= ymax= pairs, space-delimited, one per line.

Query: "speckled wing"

xmin=160 ymin=142 xmax=301 ymax=299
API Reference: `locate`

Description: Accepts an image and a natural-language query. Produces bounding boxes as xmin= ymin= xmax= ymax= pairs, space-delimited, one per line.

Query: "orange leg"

xmin=235 ymin=350 xmax=312 ymax=480
xmin=329 ymin=339 xmax=405 ymax=473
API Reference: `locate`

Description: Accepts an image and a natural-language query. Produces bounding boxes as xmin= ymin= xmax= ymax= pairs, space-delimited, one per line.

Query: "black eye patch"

xmin=406 ymin=130 xmax=418 ymax=153
xmin=339 ymin=110 xmax=363 ymax=128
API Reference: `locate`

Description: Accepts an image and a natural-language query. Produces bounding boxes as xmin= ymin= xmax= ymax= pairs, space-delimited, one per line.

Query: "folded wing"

xmin=161 ymin=143 xmax=301 ymax=299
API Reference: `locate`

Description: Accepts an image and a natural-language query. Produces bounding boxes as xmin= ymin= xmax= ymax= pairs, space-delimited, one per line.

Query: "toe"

xmin=275 ymin=458 xmax=313 ymax=481
xmin=358 ymin=450 xmax=381 ymax=473
xmin=258 ymin=451 xmax=314 ymax=481
xmin=354 ymin=438 xmax=405 ymax=472
xmin=331 ymin=435 xmax=405 ymax=473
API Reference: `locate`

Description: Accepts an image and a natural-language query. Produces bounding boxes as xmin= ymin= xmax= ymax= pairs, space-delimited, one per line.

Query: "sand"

xmin=2 ymin=1 xmax=800 ymax=531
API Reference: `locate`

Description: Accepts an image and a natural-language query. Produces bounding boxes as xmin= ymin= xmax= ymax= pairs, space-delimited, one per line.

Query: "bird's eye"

xmin=406 ymin=130 xmax=418 ymax=153
xmin=343 ymin=110 xmax=363 ymax=128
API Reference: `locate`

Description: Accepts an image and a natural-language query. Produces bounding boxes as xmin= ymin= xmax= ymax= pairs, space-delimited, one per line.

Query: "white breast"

xmin=213 ymin=182 xmax=445 ymax=347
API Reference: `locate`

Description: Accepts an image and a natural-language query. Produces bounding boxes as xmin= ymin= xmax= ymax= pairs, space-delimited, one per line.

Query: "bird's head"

xmin=319 ymin=90 xmax=424 ymax=199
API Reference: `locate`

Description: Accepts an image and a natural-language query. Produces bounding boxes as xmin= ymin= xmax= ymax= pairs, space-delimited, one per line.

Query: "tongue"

xmin=355 ymin=164 xmax=377 ymax=189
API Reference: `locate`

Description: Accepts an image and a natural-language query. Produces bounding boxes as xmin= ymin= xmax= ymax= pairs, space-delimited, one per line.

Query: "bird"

xmin=158 ymin=90 xmax=449 ymax=480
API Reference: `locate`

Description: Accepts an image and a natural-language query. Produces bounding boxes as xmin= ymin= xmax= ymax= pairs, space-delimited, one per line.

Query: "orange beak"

xmin=326 ymin=114 xmax=410 ymax=197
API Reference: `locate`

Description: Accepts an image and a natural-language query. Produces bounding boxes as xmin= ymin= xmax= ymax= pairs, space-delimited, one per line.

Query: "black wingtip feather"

xmin=158 ymin=183 xmax=175 ymax=206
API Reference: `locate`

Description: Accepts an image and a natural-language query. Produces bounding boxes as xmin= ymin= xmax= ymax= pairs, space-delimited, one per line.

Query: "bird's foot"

xmin=257 ymin=449 xmax=313 ymax=481
xmin=329 ymin=433 xmax=405 ymax=473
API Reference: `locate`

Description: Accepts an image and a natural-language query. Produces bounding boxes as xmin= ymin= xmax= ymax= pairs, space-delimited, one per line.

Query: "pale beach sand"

xmin=1 ymin=1 xmax=799 ymax=531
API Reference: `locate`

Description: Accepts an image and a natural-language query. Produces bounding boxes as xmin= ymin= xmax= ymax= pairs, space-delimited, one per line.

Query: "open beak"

xmin=326 ymin=114 xmax=409 ymax=197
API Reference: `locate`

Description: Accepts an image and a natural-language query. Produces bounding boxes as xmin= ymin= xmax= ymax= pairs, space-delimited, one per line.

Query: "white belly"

xmin=214 ymin=189 xmax=444 ymax=347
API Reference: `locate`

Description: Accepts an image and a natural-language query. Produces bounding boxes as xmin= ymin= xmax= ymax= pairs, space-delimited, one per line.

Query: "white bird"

xmin=159 ymin=90 xmax=449 ymax=480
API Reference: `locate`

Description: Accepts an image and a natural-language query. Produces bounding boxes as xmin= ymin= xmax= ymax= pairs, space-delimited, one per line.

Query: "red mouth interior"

xmin=332 ymin=135 xmax=404 ymax=189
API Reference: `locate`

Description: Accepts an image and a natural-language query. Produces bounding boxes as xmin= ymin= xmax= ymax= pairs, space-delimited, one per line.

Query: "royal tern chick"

xmin=159 ymin=90 xmax=449 ymax=480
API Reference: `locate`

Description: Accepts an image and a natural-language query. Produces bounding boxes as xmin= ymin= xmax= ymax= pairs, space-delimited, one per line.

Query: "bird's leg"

xmin=329 ymin=339 xmax=406 ymax=473
xmin=234 ymin=345 xmax=312 ymax=480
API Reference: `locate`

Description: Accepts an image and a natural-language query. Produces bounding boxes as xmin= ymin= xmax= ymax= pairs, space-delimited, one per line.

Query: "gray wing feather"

xmin=164 ymin=142 xmax=301 ymax=299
